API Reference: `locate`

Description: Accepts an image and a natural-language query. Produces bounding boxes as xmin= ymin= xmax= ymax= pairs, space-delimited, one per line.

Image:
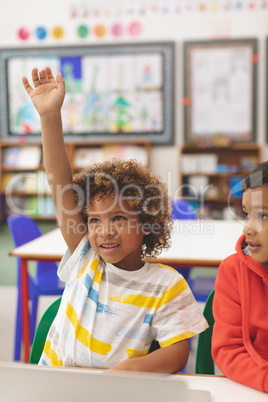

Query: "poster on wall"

xmin=266 ymin=38 xmax=268 ymax=144
xmin=183 ymin=38 xmax=258 ymax=145
xmin=0 ymin=42 xmax=175 ymax=144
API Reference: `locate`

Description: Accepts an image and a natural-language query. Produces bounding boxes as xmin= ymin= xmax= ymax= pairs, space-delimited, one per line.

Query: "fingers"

xmin=32 ymin=67 xmax=42 ymax=87
xmin=22 ymin=67 xmax=64 ymax=95
xmin=56 ymin=72 xmax=65 ymax=88
xmin=56 ymin=72 xmax=63 ymax=82
xmin=22 ymin=76 xmax=33 ymax=95
xmin=39 ymin=68 xmax=50 ymax=84
xmin=45 ymin=66 xmax=57 ymax=84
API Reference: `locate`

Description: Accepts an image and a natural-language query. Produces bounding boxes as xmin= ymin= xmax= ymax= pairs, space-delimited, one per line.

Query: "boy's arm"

xmin=108 ymin=340 xmax=189 ymax=374
xmin=22 ymin=67 xmax=86 ymax=254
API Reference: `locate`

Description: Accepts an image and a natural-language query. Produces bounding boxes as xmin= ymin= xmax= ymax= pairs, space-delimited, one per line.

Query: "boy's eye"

xmin=258 ymin=213 xmax=268 ymax=220
xmin=113 ymin=215 xmax=126 ymax=222
xmin=242 ymin=211 xmax=249 ymax=219
xmin=89 ymin=218 xmax=100 ymax=224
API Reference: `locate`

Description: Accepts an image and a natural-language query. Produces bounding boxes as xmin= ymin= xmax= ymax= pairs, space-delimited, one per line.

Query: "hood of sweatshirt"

xmin=235 ymin=234 xmax=268 ymax=286
xmin=234 ymin=234 xmax=268 ymax=368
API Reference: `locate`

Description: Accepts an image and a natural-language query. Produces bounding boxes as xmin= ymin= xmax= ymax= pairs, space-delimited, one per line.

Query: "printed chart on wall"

xmin=0 ymin=43 xmax=174 ymax=144
xmin=183 ymin=38 xmax=258 ymax=145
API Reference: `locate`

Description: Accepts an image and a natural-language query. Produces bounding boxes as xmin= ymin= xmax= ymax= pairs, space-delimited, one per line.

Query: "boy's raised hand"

xmin=22 ymin=66 xmax=65 ymax=117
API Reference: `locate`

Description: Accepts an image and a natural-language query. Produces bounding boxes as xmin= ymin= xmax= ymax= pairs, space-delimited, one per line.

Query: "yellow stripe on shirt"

xmin=158 ymin=279 xmax=188 ymax=308
xmin=125 ymin=347 xmax=150 ymax=359
xmin=156 ymin=263 xmax=178 ymax=274
xmin=76 ymin=258 xmax=102 ymax=285
xmin=43 ymin=340 xmax=63 ymax=366
xmin=76 ymin=260 xmax=90 ymax=279
xmin=91 ymin=258 xmax=102 ymax=285
xmin=65 ymin=301 xmax=112 ymax=355
xmin=107 ymin=278 xmax=188 ymax=309
xmin=160 ymin=331 xmax=197 ymax=348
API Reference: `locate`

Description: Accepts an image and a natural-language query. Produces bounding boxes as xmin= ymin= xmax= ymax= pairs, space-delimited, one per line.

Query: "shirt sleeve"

xmin=212 ymin=257 xmax=268 ymax=393
xmin=57 ymin=233 xmax=91 ymax=283
xmin=151 ymin=274 xmax=208 ymax=347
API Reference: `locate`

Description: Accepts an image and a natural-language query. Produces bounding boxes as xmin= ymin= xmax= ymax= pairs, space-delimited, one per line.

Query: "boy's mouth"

xmin=246 ymin=241 xmax=261 ymax=252
xmin=100 ymin=243 xmax=119 ymax=254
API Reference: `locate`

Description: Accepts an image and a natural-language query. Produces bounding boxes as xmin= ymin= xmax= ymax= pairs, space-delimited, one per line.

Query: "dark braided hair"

xmin=242 ymin=161 xmax=268 ymax=192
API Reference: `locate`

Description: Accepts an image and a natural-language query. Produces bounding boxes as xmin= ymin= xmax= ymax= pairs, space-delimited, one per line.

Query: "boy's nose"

xmin=243 ymin=219 xmax=258 ymax=236
xmin=100 ymin=221 xmax=116 ymax=237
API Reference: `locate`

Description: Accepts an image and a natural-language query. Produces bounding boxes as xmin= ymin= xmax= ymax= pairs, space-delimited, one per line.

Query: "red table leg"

xmin=20 ymin=258 xmax=30 ymax=363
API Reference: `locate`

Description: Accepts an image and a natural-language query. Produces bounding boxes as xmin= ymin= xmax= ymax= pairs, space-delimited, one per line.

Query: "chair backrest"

xmin=195 ymin=289 xmax=215 ymax=374
xmin=7 ymin=214 xmax=42 ymax=247
xmin=7 ymin=214 xmax=58 ymax=287
xmin=171 ymin=199 xmax=196 ymax=220
xmin=29 ymin=297 xmax=62 ymax=364
xmin=171 ymin=200 xmax=196 ymax=281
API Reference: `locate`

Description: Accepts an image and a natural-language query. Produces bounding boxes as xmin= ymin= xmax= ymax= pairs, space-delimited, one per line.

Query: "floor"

xmin=0 ymin=286 xmax=200 ymax=373
xmin=0 ymin=286 xmax=58 ymax=362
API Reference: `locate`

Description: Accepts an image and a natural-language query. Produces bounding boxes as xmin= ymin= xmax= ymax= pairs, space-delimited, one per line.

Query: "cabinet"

xmin=0 ymin=140 xmax=151 ymax=221
xmin=180 ymin=144 xmax=261 ymax=219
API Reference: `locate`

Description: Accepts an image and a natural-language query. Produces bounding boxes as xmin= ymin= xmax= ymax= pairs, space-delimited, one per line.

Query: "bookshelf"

xmin=180 ymin=144 xmax=261 ymax=219
xmin=0 ymin=140 xmax=151 ymax=221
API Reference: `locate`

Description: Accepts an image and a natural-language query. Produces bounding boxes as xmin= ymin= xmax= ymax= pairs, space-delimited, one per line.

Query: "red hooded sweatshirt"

xmin=212 ymin=234 xmax=268 ymax=393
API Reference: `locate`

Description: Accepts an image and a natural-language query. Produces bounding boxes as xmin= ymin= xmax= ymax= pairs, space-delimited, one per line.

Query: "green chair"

xmin=195 ymin=289 xmax=215 ymax=374
xmin=29 ymin=297 xmax=62 ymax=364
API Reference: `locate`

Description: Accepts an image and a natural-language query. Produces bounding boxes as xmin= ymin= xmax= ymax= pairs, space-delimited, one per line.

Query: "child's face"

xmin=87 ymin=195 xmax=146 ymax=271
xmin=242 ymin=185 xmax=268 ymax=263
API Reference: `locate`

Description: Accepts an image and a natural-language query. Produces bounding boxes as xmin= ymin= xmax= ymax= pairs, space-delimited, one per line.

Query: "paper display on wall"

xmin=191 ymin=46 xmax=252 ymax=136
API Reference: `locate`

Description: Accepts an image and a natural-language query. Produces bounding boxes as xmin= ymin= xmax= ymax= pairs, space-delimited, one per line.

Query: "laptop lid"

xmin=0 ymin=362 xmax=210 ymax=402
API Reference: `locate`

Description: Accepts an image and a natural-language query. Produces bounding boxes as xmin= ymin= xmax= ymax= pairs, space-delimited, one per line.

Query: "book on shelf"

xmin=2 ymin=171 xmax=51 ymax=194
xmin=197 ymin=154 xmax=218 ymax=173
xmin=2 ymin=172 xmax=25 ymax=192
xmin=36 ymin=171 xmax=51 ymax=193
xmin=73 ymin=147 xmax=103 ymax=168
xmin=6 ymin=195 xmax=55 ymax=218
xmin=102 ymin=144 xmax=149 ymax=165
xmin=17 ymin=146 xmax=42 ymax=168
xmin=181 ymin=155 xmax=198 ymax=174
xmin=2 ymin=146 xmax=41 ymax=169
xmin=24 ymin=173 xmax=38 ymax=193
xmin=182 ymin=154 xmax=218 ymax=174
xmin=1 ymin=173 xmax=16 ymax=190
xmin=118 ymin=145 xmax=148 ymax=165
xmin=22 ymin=171 xmax=50 ymax=194
xmin=188 ymin=175 xmax=209 ymax=196
xmin=2 ymin=147 xmax=20 ymax=167
xmin=73 ymin=144 xmax=148 ymax=168
xmin=37 ymin=196 xmax=55 ymax=217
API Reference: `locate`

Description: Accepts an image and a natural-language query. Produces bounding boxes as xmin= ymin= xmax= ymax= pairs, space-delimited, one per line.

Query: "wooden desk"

xmin=10 ymin=219 xmax=244 ymax=362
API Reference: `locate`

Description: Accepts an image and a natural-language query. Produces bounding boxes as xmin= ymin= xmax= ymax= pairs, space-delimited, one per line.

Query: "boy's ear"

xmin=144 ymin=229 xmax=151 ymax=236
xmin=142 ymin=223 xmax=151 ymax=235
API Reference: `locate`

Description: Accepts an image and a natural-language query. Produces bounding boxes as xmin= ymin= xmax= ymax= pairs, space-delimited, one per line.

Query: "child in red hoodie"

xmin=212 ymin=161 xmax=268 ymax=393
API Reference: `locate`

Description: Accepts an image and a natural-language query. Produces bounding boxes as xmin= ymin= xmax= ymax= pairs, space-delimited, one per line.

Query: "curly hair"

xmin=72 ymin=159 xmax=173 ymax=259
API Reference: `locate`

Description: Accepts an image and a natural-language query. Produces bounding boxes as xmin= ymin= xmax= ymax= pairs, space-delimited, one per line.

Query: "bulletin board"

xmin=183 ymin=38 xmax=258 ymax=145
xmin=0 ymin=41 xmax=175 ymax=144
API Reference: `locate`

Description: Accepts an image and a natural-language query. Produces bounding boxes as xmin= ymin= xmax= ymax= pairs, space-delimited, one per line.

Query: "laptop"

xmin=0 ymin=362 xmax=210 ymax=402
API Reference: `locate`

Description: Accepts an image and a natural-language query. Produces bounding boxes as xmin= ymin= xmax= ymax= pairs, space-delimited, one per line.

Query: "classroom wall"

xmin=1 ymin=0 xmax=268 ymax=196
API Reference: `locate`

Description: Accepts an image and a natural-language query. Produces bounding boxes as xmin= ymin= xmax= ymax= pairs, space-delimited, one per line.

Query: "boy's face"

xmin=242 ymin=185 xmax=268 ymax=263
xmin=87 ymin=195 xmax=147 ymax=271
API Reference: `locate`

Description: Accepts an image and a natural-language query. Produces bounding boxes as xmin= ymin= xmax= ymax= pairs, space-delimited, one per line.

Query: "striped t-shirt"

xmin=39 ymin=234 xmax=208 ymax=368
